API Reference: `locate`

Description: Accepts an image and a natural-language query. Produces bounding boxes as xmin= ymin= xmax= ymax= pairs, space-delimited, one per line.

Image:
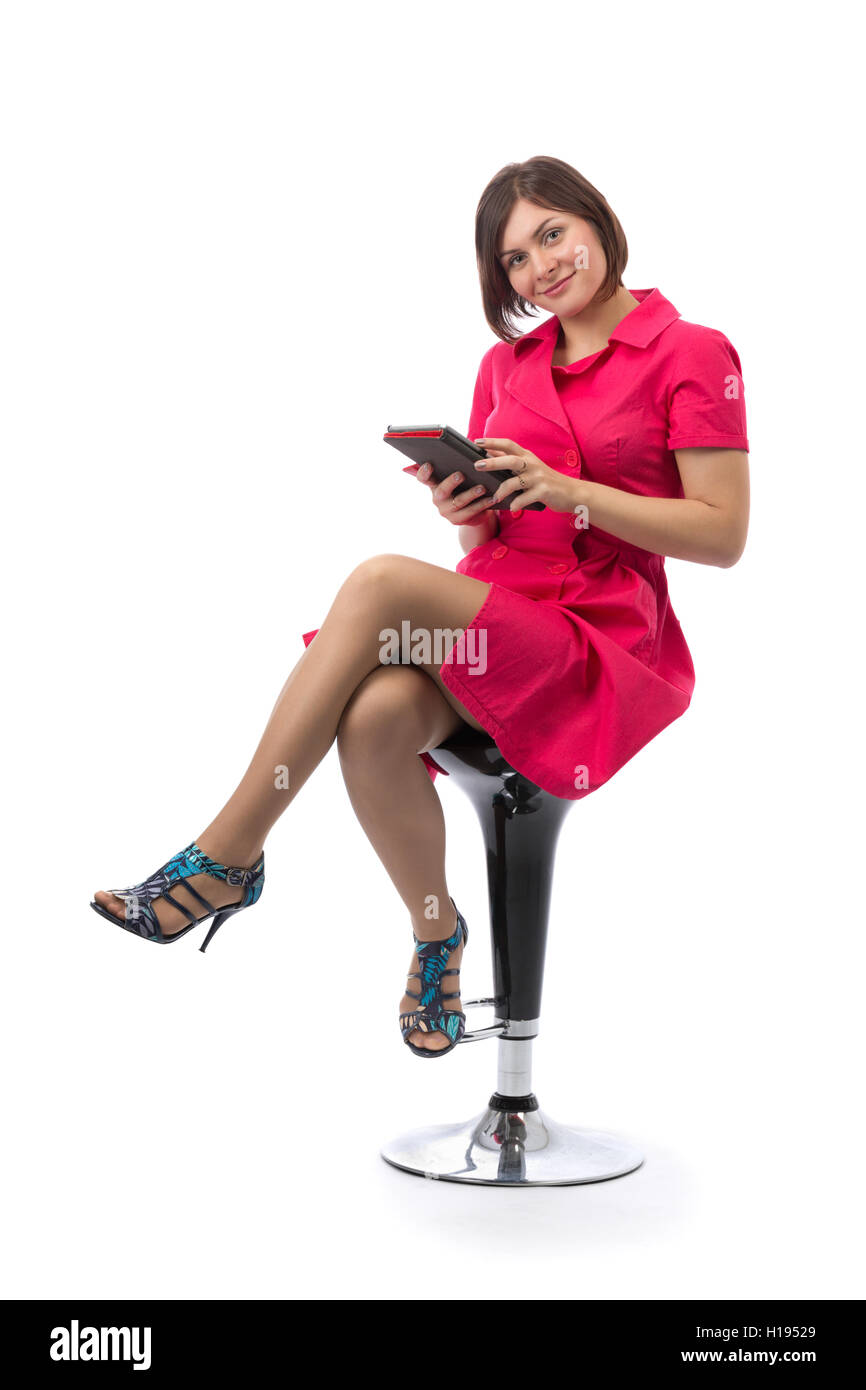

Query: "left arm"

xmin=570 ymin=448 xmax=750 ymax=568
xmin=475 ymin=439 xmax=750 ymax=569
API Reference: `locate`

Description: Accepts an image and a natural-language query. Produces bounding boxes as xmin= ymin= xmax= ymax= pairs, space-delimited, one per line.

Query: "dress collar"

xmin=511 ymin=287 xmax=680 ymax=357
xmin=500 ymin=289 xmax=681 ymax=448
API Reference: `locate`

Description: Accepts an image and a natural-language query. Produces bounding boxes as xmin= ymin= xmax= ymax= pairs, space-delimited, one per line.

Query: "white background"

xmin=1 ymin=0 xmax=863 ymax=1302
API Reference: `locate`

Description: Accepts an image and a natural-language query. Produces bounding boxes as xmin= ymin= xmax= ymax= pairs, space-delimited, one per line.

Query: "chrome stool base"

xmin=381 ymin=1095 xmax=644 ymax=1187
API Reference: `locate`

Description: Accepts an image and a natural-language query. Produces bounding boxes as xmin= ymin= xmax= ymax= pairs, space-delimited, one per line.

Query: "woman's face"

xmin=496 ymin=197 xmax=606 ymax=315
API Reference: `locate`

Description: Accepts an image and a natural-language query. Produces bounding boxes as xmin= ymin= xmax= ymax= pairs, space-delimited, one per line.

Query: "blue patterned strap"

xmin=413 ymin=923 xmax=464 ymax=952
xmin=404 ymin=968 xmax=461 ymax=997
xmin=182 ymin=842 xmax=264 ymax=889
xmin=401 ymin=968 xmax=462 ymax=1027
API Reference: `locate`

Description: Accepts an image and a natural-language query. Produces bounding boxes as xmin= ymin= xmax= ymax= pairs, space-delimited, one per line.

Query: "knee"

xmin=336 ymin=667 xmax=424 ymax=753
xmin=342 ymin=553 xmax=414 ymax=595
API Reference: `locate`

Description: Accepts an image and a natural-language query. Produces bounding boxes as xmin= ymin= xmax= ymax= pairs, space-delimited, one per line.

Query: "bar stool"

xmin=380 ymin=728 xmax=644 ymax=1187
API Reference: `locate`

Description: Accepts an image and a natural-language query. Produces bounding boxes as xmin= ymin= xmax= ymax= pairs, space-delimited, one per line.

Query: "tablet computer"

xmin=383 ymin=424 xmax=545 ymax=511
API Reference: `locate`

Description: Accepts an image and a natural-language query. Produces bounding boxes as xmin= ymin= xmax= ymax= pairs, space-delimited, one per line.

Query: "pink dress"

xmin=302 ymin=288 xmax=749 ymax=801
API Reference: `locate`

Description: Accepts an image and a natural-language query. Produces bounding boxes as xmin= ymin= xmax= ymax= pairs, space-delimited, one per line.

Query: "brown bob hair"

xmin=475 ymin=155 xmax=629 ymax=343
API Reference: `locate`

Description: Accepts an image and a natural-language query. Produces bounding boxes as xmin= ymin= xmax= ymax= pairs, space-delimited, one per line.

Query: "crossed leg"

xmin=94 ymin=553 xmax=495 ymax=1048
xmin=194 ymin=552 xmax=493 ymax=857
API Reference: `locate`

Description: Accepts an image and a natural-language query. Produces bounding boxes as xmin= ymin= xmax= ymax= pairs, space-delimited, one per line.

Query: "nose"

xmin=531 ymin=250 xmax=559 ymax=277
xmin=536 ymin=259 xmax=561 ymax=289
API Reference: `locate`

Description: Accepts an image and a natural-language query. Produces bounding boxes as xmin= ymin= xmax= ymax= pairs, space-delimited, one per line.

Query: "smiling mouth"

xmin=542 ymin=273 xmax=574 ymax=295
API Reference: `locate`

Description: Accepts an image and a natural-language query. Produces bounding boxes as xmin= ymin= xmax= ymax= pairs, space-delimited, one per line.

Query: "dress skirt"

xmin=301 ymin=513 xmax=695 ymax=802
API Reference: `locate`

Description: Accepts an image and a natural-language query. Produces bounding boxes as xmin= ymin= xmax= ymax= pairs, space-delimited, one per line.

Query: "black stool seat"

xmin=380 ymin=730 xmax=645 ymax=1187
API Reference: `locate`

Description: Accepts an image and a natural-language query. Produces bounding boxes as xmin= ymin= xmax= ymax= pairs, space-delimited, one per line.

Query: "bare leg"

xmin=336 ymin=664 xmax=470 ymax=1051
xmin=94 ymin=554 xmax=492 ymax=939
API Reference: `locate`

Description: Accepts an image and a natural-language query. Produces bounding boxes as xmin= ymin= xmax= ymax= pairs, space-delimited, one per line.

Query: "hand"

xmin=405 ymin=460 xmax=500 ymax=527
xmin=472 ymin=438 xmax=578 ymax=513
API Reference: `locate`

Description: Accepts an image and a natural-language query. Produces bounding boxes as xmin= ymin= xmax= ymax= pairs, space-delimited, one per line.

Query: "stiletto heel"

xmin=199 ymin=903 xmax=249 ymax=954
xmin=90 ymin=841 xmax=265 ymax=949
xmin=399 ymin=896 xmax=469 ymax=1058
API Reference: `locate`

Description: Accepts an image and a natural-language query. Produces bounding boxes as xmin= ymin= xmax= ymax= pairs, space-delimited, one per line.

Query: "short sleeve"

xmin=666 ymin=328 xmax=749 ymax=452
xmin=466 ymin=345 xmax=497 ymax=441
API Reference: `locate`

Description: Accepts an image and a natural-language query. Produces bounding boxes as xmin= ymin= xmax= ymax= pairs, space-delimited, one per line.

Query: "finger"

xmin=404 ymin=460 xmax=444 ymax=483
xmin=410 ymin=461 xmax=442 ymax=492
xmin=445 ymin=483 xmax=493 ymax=513
xmin=403 ymin=462 xmax=436 ymax=486
xmin=506 ymin=491 xmax=535 ymax=511
xmin=492 ymin=491 xmax=534 ymax=512
xmin=477 ymin=456 xmax=520 ymax=472
xmin=489 ymin=477 xmax=527 ymax=506
xmin=431 ymin=469 xmax=471 ymax=504
xmin=473 ymin=438 xmax=515 ymax=453
xmin=508 ymin=475 xmax=543 ymax=508
xmin=451 ymin=491 xmax=499 ymax=519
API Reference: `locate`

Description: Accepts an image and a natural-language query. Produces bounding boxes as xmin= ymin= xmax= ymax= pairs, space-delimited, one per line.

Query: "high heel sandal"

xmin=399 ymin=896 xmax=469 ymax=1058
xmin=90 ymin=841 xmax=265 ymax=952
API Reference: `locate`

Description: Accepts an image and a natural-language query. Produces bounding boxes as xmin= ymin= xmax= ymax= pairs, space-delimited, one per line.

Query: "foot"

xmin=93 ymin=836 xmax=263 ymax=937
xmin=399 ymin=902 xmax=464 ymax=1052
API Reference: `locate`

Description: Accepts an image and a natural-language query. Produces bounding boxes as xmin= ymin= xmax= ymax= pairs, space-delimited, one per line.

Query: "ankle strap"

xmin=413 ymin=917 xmax=464 ymax=954
xmin=184 ymin=842 xmax=264 ymax=887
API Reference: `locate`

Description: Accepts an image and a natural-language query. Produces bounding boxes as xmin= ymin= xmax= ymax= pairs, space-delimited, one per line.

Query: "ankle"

xmin=194 ymin=831 xmax=264 ymax=869
xmin=411 ymin=902 xmax=459 ymax=942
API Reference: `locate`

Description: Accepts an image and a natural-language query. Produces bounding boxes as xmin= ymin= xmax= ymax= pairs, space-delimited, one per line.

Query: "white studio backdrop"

xmin=1 ymin=0 xmax=863 ymax=1301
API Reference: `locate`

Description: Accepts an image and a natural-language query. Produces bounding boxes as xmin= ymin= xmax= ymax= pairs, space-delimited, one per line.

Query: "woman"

xmin=92 ymin=155 xmax=750 ymax=1058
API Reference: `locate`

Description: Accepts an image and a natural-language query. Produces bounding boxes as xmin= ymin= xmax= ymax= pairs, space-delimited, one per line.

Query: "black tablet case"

xmin=384 ymin=424 xmax=545 ymax=511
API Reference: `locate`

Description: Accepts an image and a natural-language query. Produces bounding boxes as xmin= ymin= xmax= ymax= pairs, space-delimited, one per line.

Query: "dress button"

xmin=564 ymin=449 xmax=579 ymax=468
xmin=547 ymin=562 xmax=569 ymax=574
xmin=510 ymin=509 xmax=523 ymax=520
xmin=492 ymin=544 xmax=509 ymax=559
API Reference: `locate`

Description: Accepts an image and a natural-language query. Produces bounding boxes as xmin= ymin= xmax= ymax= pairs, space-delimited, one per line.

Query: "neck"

xmin=558 ymin=285 xmax=641 ymax=354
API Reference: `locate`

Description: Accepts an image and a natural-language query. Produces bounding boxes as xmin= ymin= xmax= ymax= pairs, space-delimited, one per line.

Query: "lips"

xmin=542 ymin=273 xmax=574 ymax=295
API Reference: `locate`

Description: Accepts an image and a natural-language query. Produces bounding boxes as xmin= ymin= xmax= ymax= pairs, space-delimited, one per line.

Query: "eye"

xmin=508 ymin=228 xmax=563 ymax=269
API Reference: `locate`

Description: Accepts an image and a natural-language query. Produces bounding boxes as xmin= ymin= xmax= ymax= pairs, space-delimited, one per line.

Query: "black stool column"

xmin=437 ymin=734 xmax=573 ymax=1027
xmin=380 ymin=730 xmax=645 ymax=1187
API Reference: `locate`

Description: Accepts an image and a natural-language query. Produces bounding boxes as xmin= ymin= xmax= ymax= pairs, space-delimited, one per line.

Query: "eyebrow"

xmin=497 ymin=216 xmax=560 ymax=260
